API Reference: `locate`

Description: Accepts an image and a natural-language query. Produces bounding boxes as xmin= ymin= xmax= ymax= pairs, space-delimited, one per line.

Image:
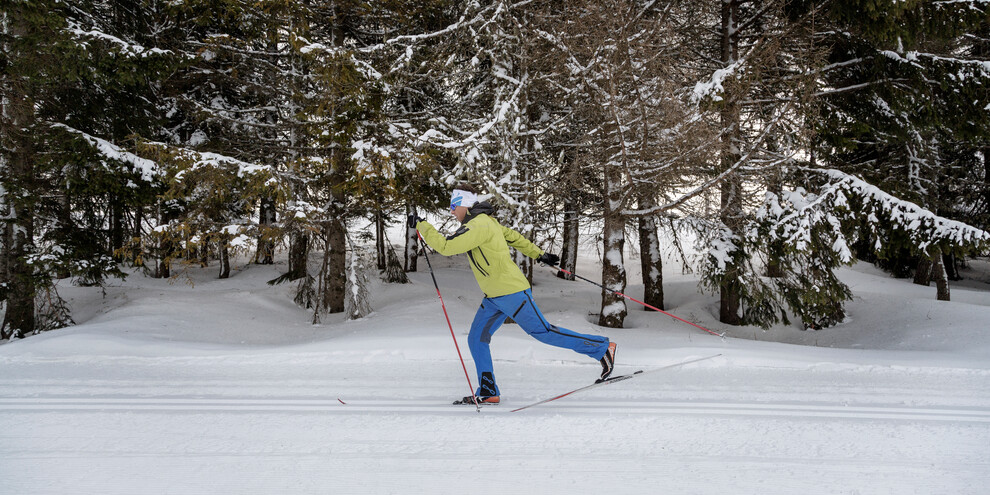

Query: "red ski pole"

xmin=549 ymin=264 xmax=725 ymax=338
xmin=417 ymin=230 xmax=480 ymax=412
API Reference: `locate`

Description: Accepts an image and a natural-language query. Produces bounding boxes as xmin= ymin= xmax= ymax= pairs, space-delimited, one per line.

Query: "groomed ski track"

xmin=2 ymin=258 xmax=989 ymax=494
xmin=3 ymin=355 xmax=988 ymax=495
xmin=2 ymin=397 xmax=989 ymax=422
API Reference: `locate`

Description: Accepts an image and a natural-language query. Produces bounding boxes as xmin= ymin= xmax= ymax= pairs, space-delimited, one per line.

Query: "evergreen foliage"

xmin=811 ymin=0 xmax=990 ymax=278
xmin=2 ymin=1 xmax=988 ymax=339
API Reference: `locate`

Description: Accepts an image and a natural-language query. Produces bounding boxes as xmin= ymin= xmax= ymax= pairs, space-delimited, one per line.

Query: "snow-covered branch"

xmin=66 ymin=25 xmax=174 ymax=58
xmin=57 ymin=124 xmax=272 ymax=183
xmin=760 ymin=168 xmax=990 ymax=261
xmin=692 ymin=59 xmax=745 ymax=104
xmin=817 ymin=168 xmax=990 ymax=250
xmin=52 ymin=124 xmax=160 ymax=181
xmin=143 ymin=142 xmax=273 ymax=179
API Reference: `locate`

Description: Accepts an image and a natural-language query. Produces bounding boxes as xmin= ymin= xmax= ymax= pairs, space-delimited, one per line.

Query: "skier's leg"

xmin=500 ymin=289 xmax=610 ymax=360
xmin=467 ymin=299 xmax=506 ymax=397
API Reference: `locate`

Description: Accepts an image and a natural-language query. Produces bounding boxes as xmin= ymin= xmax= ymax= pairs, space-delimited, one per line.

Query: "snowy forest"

xmin=2 ymin=0 xmax=989 ymax=340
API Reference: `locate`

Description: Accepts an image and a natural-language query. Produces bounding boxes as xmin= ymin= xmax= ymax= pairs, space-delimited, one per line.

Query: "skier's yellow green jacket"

xmin=416 ymin=202 xmax=544 ymax=298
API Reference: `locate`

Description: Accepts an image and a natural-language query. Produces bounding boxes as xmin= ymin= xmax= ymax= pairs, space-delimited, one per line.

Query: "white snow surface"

xmin=1 ymin=252 xmax=989 ymax=494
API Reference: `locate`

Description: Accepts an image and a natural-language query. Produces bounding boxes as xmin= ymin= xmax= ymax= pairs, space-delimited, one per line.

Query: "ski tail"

xmin=511 ymin=354 xmax=722 ymax=413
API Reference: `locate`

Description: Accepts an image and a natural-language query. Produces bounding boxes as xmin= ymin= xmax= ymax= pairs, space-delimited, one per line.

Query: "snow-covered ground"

xmin=1 ymin=250 xmax=988 ymax=495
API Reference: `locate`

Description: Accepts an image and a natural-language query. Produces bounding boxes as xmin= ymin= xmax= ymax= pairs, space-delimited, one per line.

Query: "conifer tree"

xmin=807 ymin=0 xmax=990 ymax=299
xmin=2 ymin=0 xmax=174 ymax=337
xmin=0 ymin=0 xmax=47 ymax=337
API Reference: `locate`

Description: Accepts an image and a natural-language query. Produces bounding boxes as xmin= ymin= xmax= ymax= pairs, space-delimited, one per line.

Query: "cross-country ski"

xmin=510 ymin=354 xmax=722 ymax=412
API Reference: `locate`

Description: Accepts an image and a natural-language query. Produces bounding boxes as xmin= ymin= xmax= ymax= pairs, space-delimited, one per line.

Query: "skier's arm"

xmin=500 ymin=224 xmax=545 ymax=259
xmin=416 ymin=221 xmax=485 ymax=256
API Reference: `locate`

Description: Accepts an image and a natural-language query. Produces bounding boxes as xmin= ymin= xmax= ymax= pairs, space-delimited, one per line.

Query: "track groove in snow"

xmin=2 ymin=397 xmax=988 ymax=423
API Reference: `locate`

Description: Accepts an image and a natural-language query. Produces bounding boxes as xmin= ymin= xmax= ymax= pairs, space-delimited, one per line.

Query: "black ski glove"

xmin=407 ymin=214 xmax=425 ymax=229
xmin=536 ymin=252 xmax=560 ymax=266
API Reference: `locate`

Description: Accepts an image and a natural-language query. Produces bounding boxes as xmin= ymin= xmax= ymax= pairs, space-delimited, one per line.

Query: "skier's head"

xmin=450 ymin=183 xmax=480 ymax=222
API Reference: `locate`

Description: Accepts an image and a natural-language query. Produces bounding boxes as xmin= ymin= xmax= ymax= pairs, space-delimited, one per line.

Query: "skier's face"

xmin=452 ymin=205 xmax=469 ymax=222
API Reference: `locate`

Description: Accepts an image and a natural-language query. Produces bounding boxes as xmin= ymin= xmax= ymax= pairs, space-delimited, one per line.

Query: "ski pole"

xmin=416 ymin=228 xmax=481 ymax=412
xmin=545 ymin=264 xmax=725 ymax=338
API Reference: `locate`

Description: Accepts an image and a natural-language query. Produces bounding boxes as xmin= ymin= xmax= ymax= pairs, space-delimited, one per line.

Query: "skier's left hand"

xmin=536 ymin=252 xmax=560 ymax=266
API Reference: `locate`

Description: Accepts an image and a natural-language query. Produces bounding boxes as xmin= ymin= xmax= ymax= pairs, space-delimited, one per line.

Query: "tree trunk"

xmin=319 ymin=160 xmax=349 ymax=314
xmin=110 ymin=198 xmax=124 ymax=261
xmin=558 ymin=197 xmax=579 ymax=281
xmin=155 ymin=232 xmax=171 ymax=278
xmin=218 ymin=237 xmax=231 ymax=279
xmin=717 ymin=232 xmax=743 ymax=326
xmin=0 ymin=8 xmax=37 ymax=338
xmin=255 ymin=196 xmax=275 ymax=264
xmin=375 ymin=205 xmax=386 ymax=271
xmin=984 ymin=147 xmax=990 ymax=217
xmin=599 ymin=170 xmax=627 ymax=328
xmin=557 ymin=199 xmax=580 ymax=280
xmin=931 ymin=247 xmax=950 ymax=301
xmin=637 ymin=195 xmax=664 ymax=311
xmin=323 ymin=216 xmax=346 ymax=314
xmin=943 ymin=253 xmax=960 ymax=281
xmin=519 ymin=249 xmax=533 ymax=284
xmin=718 ymin=0 xmax=743 ymax=326
xmin=1 ymin=178 xmax=36 ymax=339
xmin=57 ymin=191 xmax=72 ymax=279
xmin=558 ymin=150 xmax=580 ymax=281
xmin=512 ymin=209 xmax=535 ymax=285
xmin=2 ymin=208 xmax=35 ymax=339
xmin=153 ymin=203 xmax=172 ymax=279
xmin=133 ymin=204 xmax=144 ymax=266
xmin=913 ymin=256 xmax=933 ymax=286
xmin=284 ymin=30 xmax=308 ymax=281
xmin=288 ymin=231 xmax=309 ymax=280
xmin=404 ymin=202 xmax=418 ymax=272
xmin=600 ymin=212 xmax=627 ymax=328
xmin=765 ymin=167 xmax=784 ymax=278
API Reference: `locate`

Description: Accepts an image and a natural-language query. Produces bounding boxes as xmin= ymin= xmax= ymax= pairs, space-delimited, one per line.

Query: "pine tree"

xmin=2 ymin=0 xmax=175 ymax=337
xmin=674 ymin=0 xmax=820 ymax=327
xmin=0 ymin=0 xmax=46 ymax=337
xmin=812 ymin=0 xmax=990 ymax=289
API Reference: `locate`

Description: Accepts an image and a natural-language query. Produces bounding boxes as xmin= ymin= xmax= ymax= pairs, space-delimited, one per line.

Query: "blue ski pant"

xmin=469 ymin=288 xmax=610 ymax=397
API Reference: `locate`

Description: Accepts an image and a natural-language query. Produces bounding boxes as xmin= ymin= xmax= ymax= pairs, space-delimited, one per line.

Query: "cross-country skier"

xmin=409 ymin=184 xmax=616 ymax=405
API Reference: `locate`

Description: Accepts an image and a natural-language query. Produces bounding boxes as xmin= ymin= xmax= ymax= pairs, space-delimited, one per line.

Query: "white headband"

xmin=450 ymin=189 xmax=479 ymax=210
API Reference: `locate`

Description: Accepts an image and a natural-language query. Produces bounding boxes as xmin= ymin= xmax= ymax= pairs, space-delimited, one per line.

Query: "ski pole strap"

xmin=550 ymin=265 xmax=724 ymax=338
